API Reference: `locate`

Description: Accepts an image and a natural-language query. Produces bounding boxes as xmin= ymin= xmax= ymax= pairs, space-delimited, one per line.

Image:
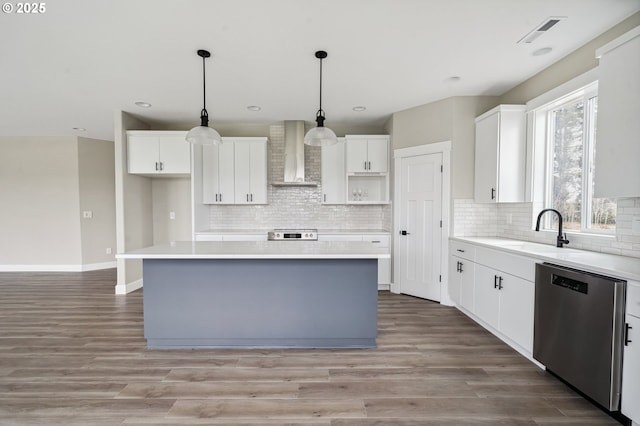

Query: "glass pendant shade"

xmin=186 ymin=125 xmax=222 ymax=145
xmin=304 ymin=125 xmax=337 ymax=146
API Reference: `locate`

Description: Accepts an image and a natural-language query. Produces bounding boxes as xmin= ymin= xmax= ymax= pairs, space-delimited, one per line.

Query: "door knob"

xmin=400 ymin=230 xmax=410 ymax=235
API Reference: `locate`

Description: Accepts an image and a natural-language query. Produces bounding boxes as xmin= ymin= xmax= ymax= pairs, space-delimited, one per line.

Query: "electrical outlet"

xmin=106 ymin=248 xmax=112 ymax=254
xmin=169 ymin=211 xmax=176 ymax=220
xmin=82 ymin=210 xmax=93 ymax=219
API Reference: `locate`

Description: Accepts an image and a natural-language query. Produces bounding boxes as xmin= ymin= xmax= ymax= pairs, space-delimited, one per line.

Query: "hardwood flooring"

xmin=0 ymin=269 xmax=621 ymax=425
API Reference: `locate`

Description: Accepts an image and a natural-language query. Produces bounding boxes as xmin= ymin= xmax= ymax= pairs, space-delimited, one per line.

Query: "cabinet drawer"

xmin=195 ymin=234 xmax=223 ymax=242
xmin=628 ymin=281 xmax=640 ymax=318
xmin=450 ymin=240 xmax=476 ymax=261
xmin=475 ymin=247 xmax=535 ymax=282
xmin=363 ymin=234 xmax=390 ymax=248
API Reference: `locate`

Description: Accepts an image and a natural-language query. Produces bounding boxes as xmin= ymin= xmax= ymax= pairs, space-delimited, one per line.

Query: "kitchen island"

xmin=117 ymin=241 xmax=390 ymax=349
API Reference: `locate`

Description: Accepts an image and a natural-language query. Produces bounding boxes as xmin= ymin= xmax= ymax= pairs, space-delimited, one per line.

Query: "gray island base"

xmin=142 ymin=257 xmax=378 ymax=348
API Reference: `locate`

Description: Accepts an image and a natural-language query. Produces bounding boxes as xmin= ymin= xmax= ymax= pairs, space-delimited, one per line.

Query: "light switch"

xmin=169 ymin=211 xmax=176 ymax=220
xmin=82 ymin=211 xmax=93 ymax=219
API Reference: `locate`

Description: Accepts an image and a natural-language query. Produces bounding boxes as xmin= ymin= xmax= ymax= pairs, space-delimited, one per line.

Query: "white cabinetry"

xmin=127 ymin=131 xmax=191 ymax=175
xmin=594 ymin=26 xmax=640 ymax=198
xmin=202 ymin=142 xmax=235 ymax=204
xmin=318 ymin=232 xmax=391 ymax=286
xmin=474 ymin=105 xmax=526 ymax=203
xmin=449 ymin=241 xmax=476 ymax=311
xmin=201 ymin=137 xmax=268 ymax=205
xmin=194 ymin=232 xmax=267 ymax=242
xmin=234 ymin=139 xmax=267 ymax=204
xmin=321 ymin=138 xmax=346 ymax=204
xmin=448 ymin=240 xmax=535 ymax=355
xmin=344 ymin=135 xmax=390 ymax=204
xmin=622 ymin=280 xmax=640 ymax=424
xmin=346 ymin=135 xmax=388 ymax=173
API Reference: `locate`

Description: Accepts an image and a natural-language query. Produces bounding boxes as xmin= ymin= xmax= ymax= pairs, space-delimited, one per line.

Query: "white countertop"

xmin=452 ymin=236 xmax=640 ymax=282
xmin=117 ymin=241 xmax=391 ymax=260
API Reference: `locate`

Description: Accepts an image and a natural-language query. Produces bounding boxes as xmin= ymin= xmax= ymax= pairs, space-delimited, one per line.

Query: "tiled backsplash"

xmin=453 ymin=198 xmax=640 ymax=258
xmin=207 ymin=124 xmax=392 ymax=231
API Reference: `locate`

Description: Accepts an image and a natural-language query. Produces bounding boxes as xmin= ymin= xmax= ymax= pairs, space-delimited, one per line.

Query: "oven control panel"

xmin=268 ymin=229 xmax=318 ymax=241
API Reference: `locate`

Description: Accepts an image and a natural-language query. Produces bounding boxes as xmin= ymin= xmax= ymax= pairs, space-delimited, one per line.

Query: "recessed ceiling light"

xmin=532 ymin=47 xmax=553 ymax=56
xmin=135 ymin=101 xmax=152 ymax=108
xmin=444 ymin=76 xmax=462 ymax=83
xmin=72 ymin=127 xmax=86 ymax=132
xmin=352 ymin=106 xmax=366 ymax=112
xmin=247 ymin=105 xmax=262 ymax=111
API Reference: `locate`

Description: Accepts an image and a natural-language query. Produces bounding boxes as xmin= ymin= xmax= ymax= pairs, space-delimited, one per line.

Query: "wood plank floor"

xmin=0 ymin=269 xmax=621 ymax=425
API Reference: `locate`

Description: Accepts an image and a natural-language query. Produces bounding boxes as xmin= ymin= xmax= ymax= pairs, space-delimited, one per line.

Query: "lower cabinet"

xmin=449 ymin=240 xmax=535 ymax=356
xmin=622 ymin=281 xmax=640 ymax=424
xmin=474 ymin=264 xmax=534 ymax=352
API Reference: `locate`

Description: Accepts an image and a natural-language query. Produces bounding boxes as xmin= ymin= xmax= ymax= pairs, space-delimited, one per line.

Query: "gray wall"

xmin=0 ymin=136 xmax=115 ymax=269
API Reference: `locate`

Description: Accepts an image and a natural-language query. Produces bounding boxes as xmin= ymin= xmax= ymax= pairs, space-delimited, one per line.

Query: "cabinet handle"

xmin=159 ymin=162 xmax=164 ymax=171
xmin=324 ymin=194 xmax=327 ymax=202
xmin=250 ymin=193 xmax=253 ymax=202
xmin=246 ymin=194 xmax=249 ymax=202
xmin=456 ymin=261 xmax=460 ymax=273
xmin=371 ymin=240 xmax=381 ymax=243
xmin=495 ymin=276 xmax=503 ymax=290
xmin=368 ymin=161 xmax=371 ymax=170
xmin=491 ymin=188 xmax=496 ymax=200
xmin=494 ymin=275 xmax=499 ymax=289
xmin=215 ymin=194 xmax=218 ymax=202
xmin=457 ymin=249 xmax=465 ymax=253
xmin=364 ymin=161 xmax=367 ymax=170
xmin=625 ymin=323 xmax=633 ymax=346
xmin=155 ymin=162 xmax=159 ymax=171
xmin=219 ymin=194 xmax=222 ymax=202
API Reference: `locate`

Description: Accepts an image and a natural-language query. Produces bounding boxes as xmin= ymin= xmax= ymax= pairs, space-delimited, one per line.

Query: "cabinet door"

xmin=202 ymin=143 xmax=235 ymax=204
xmin=234 ymin=142 xmax=251 ymax=203
xmin=346 ymin=139 xmax=368 ymax=172
xmin=448 ymin=256 xmax=462 ymax=305
xmin=367 ymin=138 xmax=388 ymax=173
xmin=458 ymin=259 xmax=475 ymax=312
xmin=474 ymin=264 xmax=500 ymax=329
xmin=621 ymin=314 xmax=640 ymax=422
xmin=248 ymin=141 xmax=267 ymax=204
xmin=474 ymin=112 xmax=499 ymax=203
xmin=321 ymin=140 xmax=346 ymax=204
xmin=498 ymin=273 xmax=534 ymax=352
xmin=158 ymin=136 xmax=191 ymax=174
xmin=128 ymin=136 xmax=160 ymax=174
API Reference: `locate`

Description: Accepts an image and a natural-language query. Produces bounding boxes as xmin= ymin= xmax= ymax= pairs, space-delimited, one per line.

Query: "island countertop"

xmin=117 ymin=241 xmax=391 ymax=260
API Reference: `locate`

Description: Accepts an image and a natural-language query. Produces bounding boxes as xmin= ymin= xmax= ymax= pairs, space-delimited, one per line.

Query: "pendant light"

xmin=304 ymin=50 xmax=338 ymax=146
xmin=185 ymin=49 xmax=222 ymax=145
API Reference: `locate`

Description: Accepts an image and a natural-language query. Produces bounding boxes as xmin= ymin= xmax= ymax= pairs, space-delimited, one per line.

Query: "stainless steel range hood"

xmin=271 ymin=120 xmax=318 ymax=186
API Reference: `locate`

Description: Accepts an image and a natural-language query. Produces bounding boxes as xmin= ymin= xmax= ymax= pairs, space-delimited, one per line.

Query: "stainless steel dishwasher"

xmin=534 ymin=263 xmax=626 ymax=411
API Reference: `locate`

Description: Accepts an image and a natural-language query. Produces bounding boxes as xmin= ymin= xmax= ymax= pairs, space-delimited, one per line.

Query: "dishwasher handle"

xmin=626 ymin=323 xmax=633 ymax=346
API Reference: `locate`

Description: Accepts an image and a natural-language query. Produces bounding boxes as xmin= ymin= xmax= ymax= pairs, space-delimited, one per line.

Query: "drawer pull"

xmin=457 ymin=249 xmax=465 ymax=253
xmin=626 ymin=323 xmax=633 ymax=346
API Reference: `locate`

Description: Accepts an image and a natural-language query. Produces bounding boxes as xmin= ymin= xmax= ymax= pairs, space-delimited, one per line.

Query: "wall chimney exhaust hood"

xmin=272 ymin=121 xmax=318 ymax=186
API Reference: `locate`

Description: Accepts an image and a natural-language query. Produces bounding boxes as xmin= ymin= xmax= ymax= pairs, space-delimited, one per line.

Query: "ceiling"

xmin=1 ymin=0 xmax=638 ymax=141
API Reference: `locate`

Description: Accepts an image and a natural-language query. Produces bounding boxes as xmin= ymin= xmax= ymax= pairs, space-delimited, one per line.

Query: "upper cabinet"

xmin=345 ymin=135 xmax=390 ymax=204
xmin=127 ymin=131 xmax=191 ymax=176
xmin=202 ymin=137 xmax=268 ymax=205
xmin=321 ymin=138 xmax=346 ymax=204
xmin=594 ymin=26 xmax=640 ymax=198
xmin=474 ymin=105 xmax=526 ymax=203
xmin=346 ymin=135 xmax=389 ymax=173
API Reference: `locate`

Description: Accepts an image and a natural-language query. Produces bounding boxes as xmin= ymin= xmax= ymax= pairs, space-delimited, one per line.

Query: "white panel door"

xmin=474 ymin=112 xmax=499 ymax=203
xmin=499 ymin=273 xmax=534 ymax=352
xmin=398 ymin=153 xmax=442 ymax=301
xmin=128 ymin=136 xmax=159 ymax=174
xmin=234 ymin=142 xmax=252 ymax=203
xmin=321 ymin=140 xmax=346 ymax=204
xmin=621 ymin=314 xmax=640 ymax=422
xmin=248 ymin=141 xmax=267 ymax=204
xmin=346 ymin=139 xmax=368 ymax=172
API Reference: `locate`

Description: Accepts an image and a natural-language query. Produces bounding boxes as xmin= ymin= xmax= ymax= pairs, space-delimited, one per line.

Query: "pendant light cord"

xmin=318 ymin=56 xmax=323 ymax=115
xmin=202 ymin=55 xmax=207 ymax=113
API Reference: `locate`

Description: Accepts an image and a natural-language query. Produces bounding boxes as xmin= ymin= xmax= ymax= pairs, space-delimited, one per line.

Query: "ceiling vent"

xmin=517 ymin=16 xmax=566 ymax=44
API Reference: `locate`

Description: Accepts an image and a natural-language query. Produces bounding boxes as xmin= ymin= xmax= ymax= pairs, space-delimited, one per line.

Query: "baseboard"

xmin=115 ymin=278 xmax=143 ymax=295
xmin=0 ymin=261 xmax=116 ymax=272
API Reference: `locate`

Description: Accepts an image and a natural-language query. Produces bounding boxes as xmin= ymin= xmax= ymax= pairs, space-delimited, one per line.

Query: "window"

xmin=533 ymin=82 xmax=616 ymax=234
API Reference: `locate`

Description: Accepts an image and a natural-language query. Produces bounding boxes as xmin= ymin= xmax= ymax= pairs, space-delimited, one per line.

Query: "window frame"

xmin=528 ymin=76 xmax=616 ymax=236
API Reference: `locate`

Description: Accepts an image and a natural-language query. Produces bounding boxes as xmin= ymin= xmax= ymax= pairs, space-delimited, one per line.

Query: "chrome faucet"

xmin=535 ymin=208 xmax=570 ymax=248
